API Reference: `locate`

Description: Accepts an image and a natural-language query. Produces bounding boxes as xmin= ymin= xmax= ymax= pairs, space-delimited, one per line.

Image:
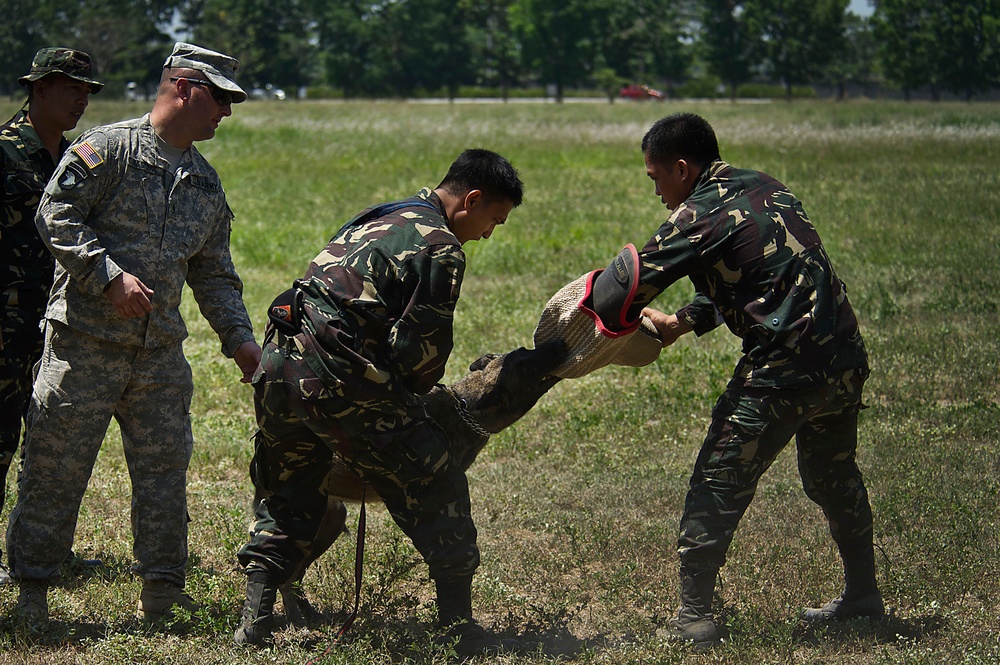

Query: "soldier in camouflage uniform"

xmin=6 ymin=43 xmax=261 ymax=627
xmin=234 ymin=149 xmax=523 ymax=657
xmin=0 ymin=47 xmax=103 ymax=586
xmin=629 ymin=114 xmax=882 ymax=649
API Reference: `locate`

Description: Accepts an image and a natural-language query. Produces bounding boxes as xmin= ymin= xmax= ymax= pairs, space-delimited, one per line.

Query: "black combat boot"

xmin=802 ymin=546 xmax=884 ymax=622
xmin=664 ymin=566 xmax=722 ymax=651
xmin=435 ymin=575 xmax=520 ymax=658
xmin=234 ymin=571 xmax=278 ymax=646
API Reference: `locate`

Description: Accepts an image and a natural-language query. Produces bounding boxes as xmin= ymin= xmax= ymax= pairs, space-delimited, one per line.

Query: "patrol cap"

xmin=162 ymin=42 xmax=247 ymax=104
xmin=18 ymin=47 xmax=104 ymax=93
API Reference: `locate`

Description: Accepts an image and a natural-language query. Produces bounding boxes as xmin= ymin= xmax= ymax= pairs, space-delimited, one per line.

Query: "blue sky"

xmin=849 ymin=0 xmax=874 ymax=16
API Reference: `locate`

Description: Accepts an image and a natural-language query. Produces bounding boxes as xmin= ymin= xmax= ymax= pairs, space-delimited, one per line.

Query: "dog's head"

xmin=453 ymin=340 xmax=565 ymax=434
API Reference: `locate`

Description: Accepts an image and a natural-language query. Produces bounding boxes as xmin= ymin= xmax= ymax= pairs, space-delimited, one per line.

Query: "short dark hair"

xmin=641 ymin=113 xmax=721 ymax=170
xmin=438 ymin=148 xmax=524 ymax=207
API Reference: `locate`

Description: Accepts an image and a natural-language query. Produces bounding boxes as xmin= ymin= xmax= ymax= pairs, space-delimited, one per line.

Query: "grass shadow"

xmin=793 ymin=610 xmax=949 ymax=646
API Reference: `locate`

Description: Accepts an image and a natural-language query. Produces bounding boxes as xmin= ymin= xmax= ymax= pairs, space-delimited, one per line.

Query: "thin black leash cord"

xmin=305 ymin=482 xmax=367 ymax=665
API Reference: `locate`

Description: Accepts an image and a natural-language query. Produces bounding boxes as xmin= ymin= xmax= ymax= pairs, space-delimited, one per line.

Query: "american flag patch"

xmin=73 ymin=141 xmax=104 ymax=169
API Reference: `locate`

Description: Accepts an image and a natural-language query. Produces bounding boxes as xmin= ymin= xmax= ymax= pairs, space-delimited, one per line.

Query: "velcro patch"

xmin=73 ymin=141 xmax=104 ymax=169
xmin=58 ymin=162 xmax=88 ymax=189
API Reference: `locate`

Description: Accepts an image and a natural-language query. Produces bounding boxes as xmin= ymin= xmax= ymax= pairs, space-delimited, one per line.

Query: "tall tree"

xmin=314 ymin=0 xmax=380 ymax=97
xmin=406 ymin=0 xmax=474 ymax=99
xmin=598 ymin=0 xmax=692 ymax=93
xmin=932 ymin=0 xmax=1000 ymax=100
xmin=873 ymin=0 xmax=941 ymax=98
xmin=0 ymin=0 xmax=46 ymax=100
xmin=744 ymin=0 xmax=849 ymax=98
xmin=700 ymin=0 xmax=756 ymax=100
xmin=461 ymin=0 xmax=521 ymax=98
xmin=509 ymin=0 xmax=605 ymax=101
xmin=182 ymin=0 xmax=317 ymax=93
xmin=822 ymin=13 xmax=879 ymax=99
xmin=29 ymin=0 xmax=180 ymax=95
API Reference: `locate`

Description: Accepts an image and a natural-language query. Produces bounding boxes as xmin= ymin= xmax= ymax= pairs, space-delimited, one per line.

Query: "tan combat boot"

xmin=137 ymin=579 xmax=199 ymax=625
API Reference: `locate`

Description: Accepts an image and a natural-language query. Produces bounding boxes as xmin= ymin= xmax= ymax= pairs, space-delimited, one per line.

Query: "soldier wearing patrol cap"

xmin=0 ymin=47 xmax=103 ymax=586
xmin=6 ymin=42 xmax=261 ymax=627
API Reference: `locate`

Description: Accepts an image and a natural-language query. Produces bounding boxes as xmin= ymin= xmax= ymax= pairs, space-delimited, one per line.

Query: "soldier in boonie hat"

xmin=162 ymin=42 xmax=247 ymax=104
xmin=18 ymin=47 xmax=104 ymax=93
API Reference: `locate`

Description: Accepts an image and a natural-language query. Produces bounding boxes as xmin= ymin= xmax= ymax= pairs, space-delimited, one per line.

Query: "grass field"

xmin=0 ymin=98 xmax=997 ymax=664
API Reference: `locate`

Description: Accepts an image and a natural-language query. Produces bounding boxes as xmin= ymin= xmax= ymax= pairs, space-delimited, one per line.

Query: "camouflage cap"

xmin=18 ymin=47 xmax=104 ymax=93
xmin=162 ymin=42 xmax=247 ymax=104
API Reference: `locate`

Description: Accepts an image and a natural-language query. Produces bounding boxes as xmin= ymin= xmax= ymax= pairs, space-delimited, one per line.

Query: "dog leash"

xmin=304 ymin=481 xmax=367 ymax=665
xmin=441 ymin=386 xmax=492 ymax=439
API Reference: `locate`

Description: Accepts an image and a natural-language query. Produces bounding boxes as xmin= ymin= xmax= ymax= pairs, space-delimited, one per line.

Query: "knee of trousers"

xmin=409 ymin=519 xmax=481 ymax=581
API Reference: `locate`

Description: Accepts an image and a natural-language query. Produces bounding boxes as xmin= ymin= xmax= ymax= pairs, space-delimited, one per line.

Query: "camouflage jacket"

xmin=1 ymin=110 xmax=64 ymax=305
xmin=633 ymin=160 xmax=868 ymax=388
xmin=272 ymin=188 xmax=464 ymax=428
xmin=36 ymin=114 xmax=254 ymax=355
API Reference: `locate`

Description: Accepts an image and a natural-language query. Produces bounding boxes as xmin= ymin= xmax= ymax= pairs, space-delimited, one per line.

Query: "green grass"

xmin=1 ymin=98 xmax=998 ymax=664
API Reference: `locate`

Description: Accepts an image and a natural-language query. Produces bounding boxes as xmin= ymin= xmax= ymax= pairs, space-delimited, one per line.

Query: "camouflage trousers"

xmin=6 ymin=321 xmax=193 ymax=586
xmin=0 ymin=289 xmax=47 ymax=475
xmin=237 ymin=361 xmax=479 ymax=585
xmin=678 ymin=367 xmax=873 ymax=575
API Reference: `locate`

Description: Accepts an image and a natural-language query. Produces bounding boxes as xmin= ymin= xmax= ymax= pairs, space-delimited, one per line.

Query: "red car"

xmin=619 ymin=84 xmax=666 ymax=100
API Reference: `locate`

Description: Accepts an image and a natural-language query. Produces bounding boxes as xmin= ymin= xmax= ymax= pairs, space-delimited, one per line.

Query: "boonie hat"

xmin=162 ymin=42 xmax=247 ymax=104
xmin=18 ymin=47 xmax=104 ymax=93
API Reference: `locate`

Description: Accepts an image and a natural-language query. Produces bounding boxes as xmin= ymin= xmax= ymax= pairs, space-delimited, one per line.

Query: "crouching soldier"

xmin=235 ymin=149 xmax=524 ymax=658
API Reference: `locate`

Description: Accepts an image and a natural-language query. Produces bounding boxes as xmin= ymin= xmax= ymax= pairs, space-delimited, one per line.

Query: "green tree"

xmin=462 ymin=0 xmax=522 ymax=99
xmin=407 ymin=0 xmax=474 ymax=99
xmin=932 ymin=0 xmax=1000 ymax=100
xmin=509 ymin=0 xmax=605 ymax=101
xmin=875 ymin=0 xmax=1000 ymax=101
xmin=314 ymin=0 xmax=380 ymax=97
xmin=28 ymin=0 xmax=180 ymax=95
xmin=873 ymin=0 xmax=942 ymax=98
xmin=822 ymin=13 xmax=879 ymax=99
xmin=700 ymin=0 xmax=756 ymax=100
xmin=1 ymin=0 xmax=46 ymax=100
xmin=182 ymin=0 xmax=317 ymax=94
xmin=744 ymin=0 xmax=848 ymax=99
xmin=598 ymin=0 xmax=692 ymax=94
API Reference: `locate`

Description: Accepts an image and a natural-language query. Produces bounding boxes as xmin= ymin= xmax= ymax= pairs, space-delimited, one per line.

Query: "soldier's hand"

xmin=105 ymin=272 xmax=154 ymax=318
xmin=641 ymin=307 xmax=692 ymax=348
xmin=234 ymin=341 xmax=262 ymax=384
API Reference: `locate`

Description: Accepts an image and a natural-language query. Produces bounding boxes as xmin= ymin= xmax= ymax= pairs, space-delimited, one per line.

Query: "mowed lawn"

xmin=0 ymin=98 xmax=997 ymax=665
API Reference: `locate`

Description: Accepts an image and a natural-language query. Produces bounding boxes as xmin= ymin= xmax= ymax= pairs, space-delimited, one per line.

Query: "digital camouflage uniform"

xmin=0 ymin=111 xmax=65 ymax=482
xmin=237 ymin=188 xmax=478 ymax=586
xmin=630 ymin=160 xmax=873 ymax=581
xmin=6 ymin=114 xmax=255 ymax=586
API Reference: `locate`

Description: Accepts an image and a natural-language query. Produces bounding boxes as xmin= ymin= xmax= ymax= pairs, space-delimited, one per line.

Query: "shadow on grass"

xmin=271 ymin=602 xmax=611 ymax=662
xmin=793 ymin=610 xmax=949 ymax=646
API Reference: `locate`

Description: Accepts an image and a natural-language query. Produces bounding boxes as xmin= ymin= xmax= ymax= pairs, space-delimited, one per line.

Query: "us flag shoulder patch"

xmin=73 ymin=141 xmax=104 ymax=169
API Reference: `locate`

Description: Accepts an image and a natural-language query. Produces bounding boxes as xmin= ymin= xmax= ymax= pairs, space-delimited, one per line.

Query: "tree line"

xmin=2 ymin=0 xmax=997 ymax=101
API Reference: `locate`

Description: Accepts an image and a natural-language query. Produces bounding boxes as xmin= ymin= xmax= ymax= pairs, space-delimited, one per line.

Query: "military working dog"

xmin=256 ymin=342 xmax=566 ymax=625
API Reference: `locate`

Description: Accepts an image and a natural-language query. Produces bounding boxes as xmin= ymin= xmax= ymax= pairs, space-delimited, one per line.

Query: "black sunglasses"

xmin=169 ymin=76 xmax=234 ymax=106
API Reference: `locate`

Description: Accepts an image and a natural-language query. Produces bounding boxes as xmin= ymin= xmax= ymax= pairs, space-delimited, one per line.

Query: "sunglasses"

xmin=169 ymin=76 xmax=234 ymax=106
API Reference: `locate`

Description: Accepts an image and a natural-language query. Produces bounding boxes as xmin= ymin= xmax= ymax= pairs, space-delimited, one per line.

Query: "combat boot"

xmin=663 ymin=566 xmax=722 ymax=652
xmin=802 ymin=546 xmax=884 ymax=622
xmin=14 ymin=579 xmax=49 ymax=626
xmin=435 ymin=575 xmax=521 ymax=658
xmin=234 ymin=571 xmax=278 ymax=647
xmin=137 ymin=579 xmax=199 ymax=625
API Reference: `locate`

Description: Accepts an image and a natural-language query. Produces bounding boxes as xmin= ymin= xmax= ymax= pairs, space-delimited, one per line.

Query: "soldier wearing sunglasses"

xmin=7 ymin=43 xmax=260 ymax=628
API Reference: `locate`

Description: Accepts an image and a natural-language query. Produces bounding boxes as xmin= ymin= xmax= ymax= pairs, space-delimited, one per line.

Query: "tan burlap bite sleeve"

xmin=533 ymin=273 xmax=663 ymax=379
